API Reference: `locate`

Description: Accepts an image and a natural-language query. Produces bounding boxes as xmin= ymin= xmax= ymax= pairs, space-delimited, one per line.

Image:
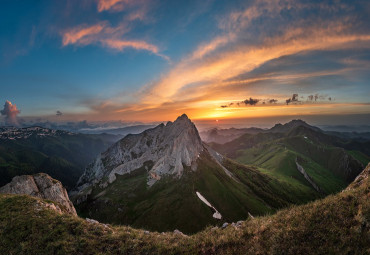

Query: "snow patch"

xmin=196 ymin=191 xmax=222 ymax=219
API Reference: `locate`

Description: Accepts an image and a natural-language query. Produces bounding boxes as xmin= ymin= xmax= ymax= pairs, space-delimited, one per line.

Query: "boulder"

xmin=0 ymin=173 xmax=77 ymax=216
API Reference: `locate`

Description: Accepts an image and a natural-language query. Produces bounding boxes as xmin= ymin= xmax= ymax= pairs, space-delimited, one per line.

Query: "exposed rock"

xmin=295 ymin=158 xmax=324 ymax=194
xmin=0 ymin=173 xmax=77 ymax=216
xmin=346 ymin=163 xmax=370 ymax=190
xmin=173 ymin=229 xmax=186 ymax=236
xmin=86 ymin=218 xmax=99 ymax=224
xmin=35 ymin=200 xmax=64 ymax=215
xmin=76 ymin=114 xmax=204 ymax=191
xmin=205 ymin=144 xmax=238 ymax=182
xmin=236 ymin=221 xmax=243 ymax=227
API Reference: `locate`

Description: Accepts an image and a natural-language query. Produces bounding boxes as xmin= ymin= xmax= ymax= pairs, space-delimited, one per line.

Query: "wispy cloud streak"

xmin=61 ymin=22 xmax=167 ymax=59
xmin=97 ymin=0 xmax=129 ymax=12
xmin=139 ymin=0 xmax=370 ymax=110
xmin=61 ymin=0 xmax=166 ymax=59
xmin=70 ymin=0 xmax=370 ymax=121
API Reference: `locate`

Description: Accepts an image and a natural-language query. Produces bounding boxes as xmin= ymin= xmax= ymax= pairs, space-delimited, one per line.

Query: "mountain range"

xmin=0 ymin=115 xmax=368 ymax=235
xmin=72 ymin=115 xmax=297 ymax=233
xmin=210 ymin=120 xmax=369 ymax=196
xmin=0 ymin=126 xmax=120 ymax=190
xmin=70 ymin=115 xmax=369 ymax=233
xmin=0 ymin=114 xmax=369 ymax=253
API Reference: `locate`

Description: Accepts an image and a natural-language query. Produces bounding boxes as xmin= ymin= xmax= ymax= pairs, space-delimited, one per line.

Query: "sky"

xmin=1 ymin=0 xmax=370 ymax=127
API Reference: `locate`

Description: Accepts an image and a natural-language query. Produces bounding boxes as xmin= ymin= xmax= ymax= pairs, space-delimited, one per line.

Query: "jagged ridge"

xmin=77 ymin=114 xmax=203 ymax=189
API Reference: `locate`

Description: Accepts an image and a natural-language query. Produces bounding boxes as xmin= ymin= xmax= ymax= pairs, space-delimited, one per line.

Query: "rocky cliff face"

xmin=347 ymin=163 xmax=370 ymax=190
xmin=77 ymin=114 xmax=204 ymax=189
xmin=0 ymin=173 xmax=77 ymax=216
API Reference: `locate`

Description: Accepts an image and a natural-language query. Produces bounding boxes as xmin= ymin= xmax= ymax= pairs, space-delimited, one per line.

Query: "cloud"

xmin=62 ymin=24 xmax=105 ymax=46
xmin=56 ymin=111 xmax=63 ymax=116
xmin=1 ymin=100 xmax=21 ymax=126
xmin=61 ymin=1 xmax=168 ymax=60
xmin=307 ymin=94 xmax=332 ymax=102
xmin=142 ymin=28 xmax=370 ymax=106
xmin=269 ymin=99 xmax=278 ymax=104
xmin=243 ymin=97 xmax=259 ymax=106
xmin=220 ymin=98 xmax=259 ymax=108
xmin=97 ymin=0 xmax=123 ymax=12
xmin=77 ymin=0 xmax=370 ymax=121
xmin=135 ymin=0 xmax=370 ymax=109
xmin=292 ymin=94 xmax=299 ymax=102
xmin=284 ymin=93 xmax=334 ymax=105
xmin=102 ymin=39 xmax=158 ymax=53
xmin=61 ymin=0 xmax=164 ymax=58
xmin=61 ymin=23 xmax=167 ymax=59
xmin=97 ymin=0 xmax=151 ymax=22
xmin=220 ymin=92 xmax=334 ymax=108
xmin=286 ymin=94 xmax=299 ymax=105
xmin=97 ymin=0 xmax=131 ymax=12
xmin=97 ymin=0 xmax=151 ymax=24
xmin=190 ymin=35 xmax=235 ymax=60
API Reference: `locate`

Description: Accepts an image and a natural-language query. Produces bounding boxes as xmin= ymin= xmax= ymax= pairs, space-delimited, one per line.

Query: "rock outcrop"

xmin=295 ymin=158 xmax=324 ymax=194
xmin=76 ymin=114 xmax=204 ymax=189
xmin=346 ymin=163 xmax=370 ymax=190
xmin=0 ymin=173 xmax=77 ymax=216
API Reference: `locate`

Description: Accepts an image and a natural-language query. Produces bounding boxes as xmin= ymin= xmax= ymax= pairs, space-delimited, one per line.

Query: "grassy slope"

xmin=236 ymin=137 xmax=348 ymax=194
xmin=348 ymin=150 xmax=370 ymax=166
xmin=76 ymin=151 xmax=296 ymax=234
xmin=0 ymin=165 xmax=368 ymax=255
xmin=212 ymin=129 xmax=367 ymax=198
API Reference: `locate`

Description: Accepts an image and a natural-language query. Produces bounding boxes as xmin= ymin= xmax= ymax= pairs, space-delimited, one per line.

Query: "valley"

xmin=210 ymin=120 xmax=369 ymax=198
xmin=0 ymin=127 xmax=121 ymax=189
xmin=67 ymin=115 xmax=369 ymax=233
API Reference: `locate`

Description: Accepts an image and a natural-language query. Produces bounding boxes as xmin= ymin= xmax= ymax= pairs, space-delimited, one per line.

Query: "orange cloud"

xmin=70 ymin=0 xmax=370 ymax=122
xmin=143 ymin=28 xmax=370 ymax=106
xmin=62 ymin=24 xmax=105 ymax=46
xmin=190 ymin=35 xmax=234 ymax=60
xmin=97 ymin=0 xmax=149 ymax=15
xmin=97 ymin=0 xmax=126 ymax=12
xmin=102 ymin=39 xmax=158 ymax=53
xmin=61 ymin=22 xmax=167 ymax=59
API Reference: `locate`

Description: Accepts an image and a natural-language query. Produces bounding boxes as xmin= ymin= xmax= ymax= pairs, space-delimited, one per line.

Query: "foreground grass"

xmin=0 ymin=168 xmax=369 ymax=254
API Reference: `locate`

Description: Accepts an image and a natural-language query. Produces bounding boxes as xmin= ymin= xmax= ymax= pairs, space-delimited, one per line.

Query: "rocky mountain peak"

xmin=76 ymin=114 xmax=203 ymax=192
xmin=290 ymin=119 xmax=307 ymax=124
xmin=175 ymin=113 xmax=191 ymax=122
xmin=0 ymin=173 xmax=77 ymax=216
